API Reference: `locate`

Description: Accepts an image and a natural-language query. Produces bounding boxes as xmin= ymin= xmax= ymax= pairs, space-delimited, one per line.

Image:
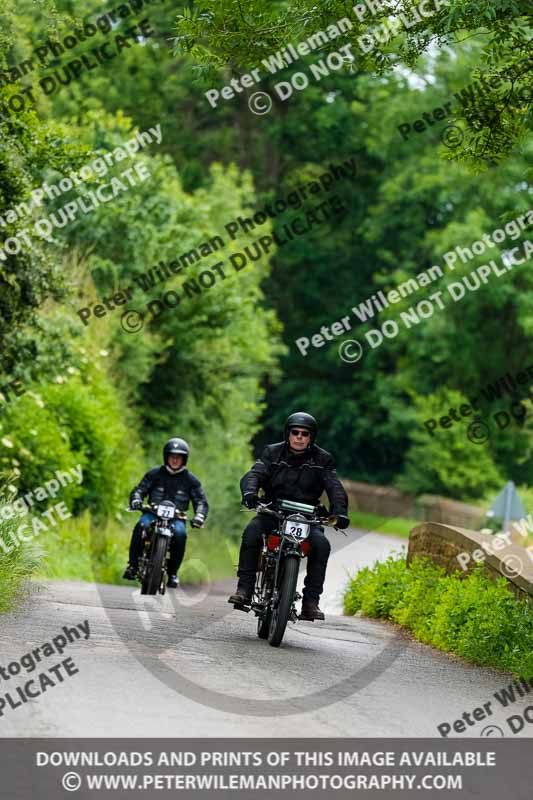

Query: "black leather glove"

xmin=191 ymin=514 xmax=205 ymax=529
xmin=242 ymin=492 xmax=258 ymax=509
xmin=131 ymin=498 xmax=142 ymax=511
xmin=336 ymin=515 xmax=350 ymax=530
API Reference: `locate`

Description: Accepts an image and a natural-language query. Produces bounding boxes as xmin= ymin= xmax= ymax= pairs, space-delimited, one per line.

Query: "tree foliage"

xmin=174 ymin=0 xmax=532 ymax=168
xmin=0 ymin=0 xmax=531 ymax=565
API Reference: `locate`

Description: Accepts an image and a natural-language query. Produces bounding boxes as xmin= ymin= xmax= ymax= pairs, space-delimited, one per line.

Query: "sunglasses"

xmin=290 ymin=428 xmax=310 ymax=438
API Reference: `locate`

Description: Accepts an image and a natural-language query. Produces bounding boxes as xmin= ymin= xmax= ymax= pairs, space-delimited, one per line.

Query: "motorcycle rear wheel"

xmin=268 ymin=555 xmax=299 ymax=648
xmin=141 ymin=535 xmax=167 ymax=595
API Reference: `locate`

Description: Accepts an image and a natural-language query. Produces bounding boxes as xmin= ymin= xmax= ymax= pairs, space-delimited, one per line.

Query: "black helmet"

xmin=284 ymin=412 xmax=317 ymax=445
xmin=163 ymin=437 xmax=189 ymax=467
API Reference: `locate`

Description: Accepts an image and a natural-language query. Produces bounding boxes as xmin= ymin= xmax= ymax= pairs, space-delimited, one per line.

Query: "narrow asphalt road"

xmin=0 ymin=527 xmax=531 ymax=738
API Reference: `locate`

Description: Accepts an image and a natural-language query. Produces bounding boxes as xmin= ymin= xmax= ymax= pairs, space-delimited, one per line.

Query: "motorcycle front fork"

xmin=139 ymin=535 xmax=169 ymax=582
xmin=253 ymin=551 xmax=302 ymax=620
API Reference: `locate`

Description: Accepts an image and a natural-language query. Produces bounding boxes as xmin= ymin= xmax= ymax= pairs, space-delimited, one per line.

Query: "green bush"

xmin=397 ymin=389 xmax=504 ymax=500
xmin=343 ymin=554 xmax=533 ymax=678
xmin=343 ymin=552 xmax=408 ymax=618
xmin=390 ymin=557 xmax=448 ymax=643
xmin=0 ymin=362 xmax=143 ymax=519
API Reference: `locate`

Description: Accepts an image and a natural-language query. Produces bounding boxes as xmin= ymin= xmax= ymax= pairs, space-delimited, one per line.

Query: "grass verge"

xmin=0 ymin=516 xmax=40 ymax=613
xmin=350 ymin=511 xmax=419 ymax=538
xmin=36 ymin=511 xmax=237 ymax=585
xmin=343 ymin=554 xmax=533 ymax=678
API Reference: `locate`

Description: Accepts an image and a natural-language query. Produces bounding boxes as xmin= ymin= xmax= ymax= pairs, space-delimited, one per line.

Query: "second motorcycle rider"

xmin=123 ymin=438 xmax=209 ymax=588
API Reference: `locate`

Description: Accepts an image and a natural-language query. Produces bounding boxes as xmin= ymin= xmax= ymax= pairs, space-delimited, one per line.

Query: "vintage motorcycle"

xmin=126 ymin=501 xmax=188 ymax=595
xmin=243 ymin=500 xmax=341 ymax=647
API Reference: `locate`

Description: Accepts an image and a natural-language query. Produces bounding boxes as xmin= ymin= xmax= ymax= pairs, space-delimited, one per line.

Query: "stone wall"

xmin=343 ymin=480 xmax=485 ymax=529
xmin=407 ymin=522 xmax=533 ymax=602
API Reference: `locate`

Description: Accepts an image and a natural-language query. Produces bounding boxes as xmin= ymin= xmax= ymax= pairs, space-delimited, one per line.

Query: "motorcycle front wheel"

xmin=256 ymin=562 xmax=273 ymax=639
xmin=141 ymin=534 xmax=167 ymax=595
xmin=268 ymin=555 xmax=299 ymax=648
xmin=257 ymin=609 xmax=272 ymax=639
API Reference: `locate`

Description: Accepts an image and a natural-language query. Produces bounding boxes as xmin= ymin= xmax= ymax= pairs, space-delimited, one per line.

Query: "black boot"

xmin=228 ymin=588 xmax=252 ymax=609
xmin=123 ymin=564 xmax=138 ymax=580
xmin=300 ymin=598 xmax=325 ymax=621
xmin=167 ymin=574 xmax=179 ymax=589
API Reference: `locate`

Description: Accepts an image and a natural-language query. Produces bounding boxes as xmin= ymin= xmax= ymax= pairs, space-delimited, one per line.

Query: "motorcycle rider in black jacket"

xmin=123 ymin=438 xmax=209 ymax=588
xmin=228 ymin=412 xmax=349 ymax=620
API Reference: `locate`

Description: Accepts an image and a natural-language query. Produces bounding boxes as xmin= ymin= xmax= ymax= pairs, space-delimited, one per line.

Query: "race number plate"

xmin=282 ymin=520 xmax=310 ymax=540
xmin=157 ymin=504 xmax=175 ymax=520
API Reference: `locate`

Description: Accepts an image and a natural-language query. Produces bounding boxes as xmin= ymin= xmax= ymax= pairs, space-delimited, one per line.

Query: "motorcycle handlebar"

xmin=248 ymin=502 xmax=340 ymax=530
xmin=124 ymin=506 xmax=189 ymax=521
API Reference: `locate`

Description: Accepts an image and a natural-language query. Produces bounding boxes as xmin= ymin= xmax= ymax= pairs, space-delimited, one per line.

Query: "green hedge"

xmin=343 ymin=555 xmax=533 ymax=678
xmin=0 ymin=365 xmax=143 ymax=520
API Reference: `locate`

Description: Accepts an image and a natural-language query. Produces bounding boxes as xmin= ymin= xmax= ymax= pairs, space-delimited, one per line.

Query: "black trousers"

xmin=236 ymin=514 xmax=331 ymax=602
xmin=128 ymin=517 xmax=187 ymax=574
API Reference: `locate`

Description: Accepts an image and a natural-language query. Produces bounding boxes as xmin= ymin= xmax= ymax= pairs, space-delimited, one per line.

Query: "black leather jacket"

xmin=130 ymin=466 xmax=209 ymax=519
xmin=240 ymin=441 xmax=348 ymax=520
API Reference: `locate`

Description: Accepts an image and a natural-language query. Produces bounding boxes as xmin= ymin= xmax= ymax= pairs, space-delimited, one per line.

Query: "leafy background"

xmin=0 ymin=0 xmax=531 ymax=605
